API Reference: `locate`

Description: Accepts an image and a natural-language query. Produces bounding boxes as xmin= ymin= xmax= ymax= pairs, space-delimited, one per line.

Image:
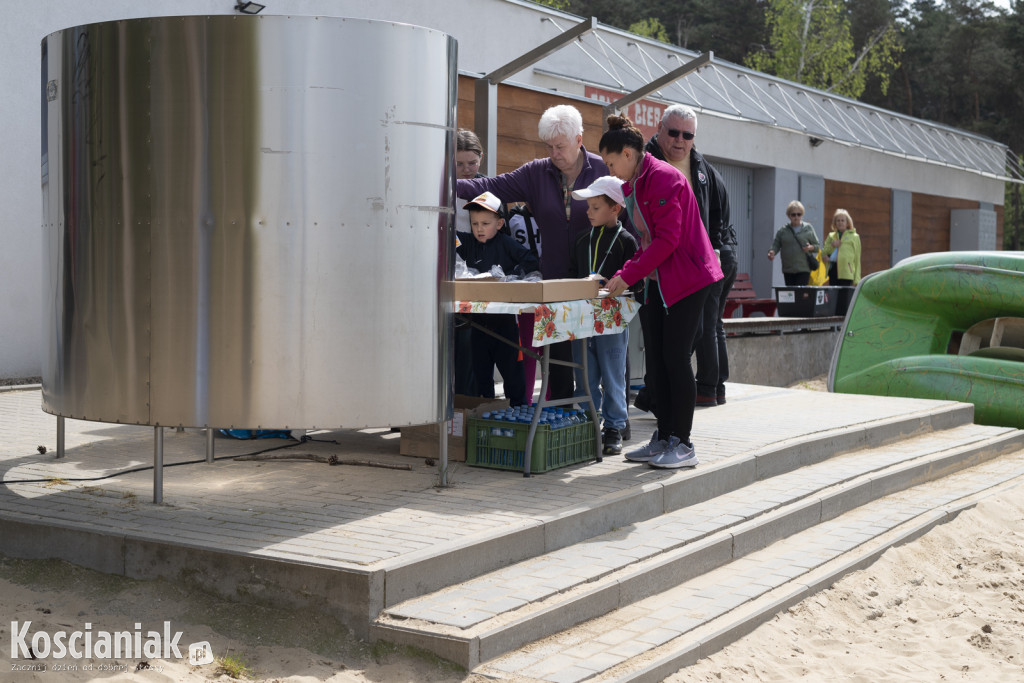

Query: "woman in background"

xmin=768 ymin=200 xmax=819 ymax=286
xmin=453 ymin=129 xmax=486 ymax=395
xmin=822 ymin=208 xmax=862 ymax=286
xmin=455 ymin=129 xmax=485 ymax=233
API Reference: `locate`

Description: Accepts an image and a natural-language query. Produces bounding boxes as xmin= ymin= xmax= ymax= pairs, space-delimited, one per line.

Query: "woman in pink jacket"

xmin=602 ymin=115 xmax=723 ymax=469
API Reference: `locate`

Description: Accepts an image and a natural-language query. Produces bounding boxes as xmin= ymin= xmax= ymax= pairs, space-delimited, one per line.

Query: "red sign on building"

xmin=584 ymin=86 xmax=665 ymax=141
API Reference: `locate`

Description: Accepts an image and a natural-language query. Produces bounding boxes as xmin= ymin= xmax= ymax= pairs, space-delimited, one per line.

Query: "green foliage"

xmin=1005 ymin=166 xmax=1024 ymax=251
xmin=531 ymin=0 xmax=574 ymax=10
xmin=628 ymin=17 xmax=671 ymax=42
xmin=683 ymin=0 xmax=769 ymax=63
xmin=562 ymin=0 xmax=1019 ymax=154
xmin=563 ymin=0 xmax=767 ymax=62
xmin=746 ymin=0 xmax=901 ymax=98
xmin=215 ymin=653 xmax=254 ymax=679
xmin=869 ymin=0 xmax=1022 ymax=150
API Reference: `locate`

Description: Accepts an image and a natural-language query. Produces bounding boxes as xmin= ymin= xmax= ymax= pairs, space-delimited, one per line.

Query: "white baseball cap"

xmin=465 ymin=191 xmax=503 ymax=214
xmin=572 ymin=175 xmax=625 ymax=206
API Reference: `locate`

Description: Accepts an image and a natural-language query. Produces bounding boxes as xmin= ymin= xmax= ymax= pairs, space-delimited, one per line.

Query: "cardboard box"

xmin=399 ymin=395 xmax=509 ymax=462
xmin=453 ymin=278 xmax=600 ymax=303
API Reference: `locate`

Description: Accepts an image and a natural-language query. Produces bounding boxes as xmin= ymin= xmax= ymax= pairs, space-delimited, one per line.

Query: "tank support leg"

xmin=56 ymin=416 xmax=65 ymax=459
xmin=206 ymin=428 xmax=214 ymax=463
xmin=153 ymin=427 xmax=164 ymax=504
xmin=438 ymin=425 xmax=448 ymax=487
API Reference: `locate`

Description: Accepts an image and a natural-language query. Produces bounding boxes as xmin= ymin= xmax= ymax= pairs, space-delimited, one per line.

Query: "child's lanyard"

xmin=589 ymin=225 xmax=622 ymax=276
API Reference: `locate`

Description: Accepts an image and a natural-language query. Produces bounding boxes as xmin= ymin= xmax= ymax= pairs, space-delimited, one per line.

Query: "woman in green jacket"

xmin=822 ymin=208 xmax=862 ymax=285
xmin=768 ymin=200 xmax=820 ymax=286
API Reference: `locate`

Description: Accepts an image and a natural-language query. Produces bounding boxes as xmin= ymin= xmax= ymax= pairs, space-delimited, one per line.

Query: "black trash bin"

xmin=774 ymin=286 xmax=840 ymax=317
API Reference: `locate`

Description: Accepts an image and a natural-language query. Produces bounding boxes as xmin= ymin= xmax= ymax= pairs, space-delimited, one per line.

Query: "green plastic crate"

xmin=466 ymin=417 xmax=597 ymax=472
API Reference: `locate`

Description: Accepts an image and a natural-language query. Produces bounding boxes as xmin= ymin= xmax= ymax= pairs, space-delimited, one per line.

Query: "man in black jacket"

xmin=643 ymin=105 xmax=738 ymax=408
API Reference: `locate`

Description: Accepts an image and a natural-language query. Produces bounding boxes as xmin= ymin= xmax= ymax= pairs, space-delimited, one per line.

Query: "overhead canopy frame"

xmin=527 ymin=14 xmax=1022 ymax=184
xmin=474 ymin=16 xmax=597 ymax=175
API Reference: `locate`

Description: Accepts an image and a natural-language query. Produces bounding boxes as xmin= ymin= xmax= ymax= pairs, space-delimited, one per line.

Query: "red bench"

xmin=723 ymin=273 xmax=777 ymax=318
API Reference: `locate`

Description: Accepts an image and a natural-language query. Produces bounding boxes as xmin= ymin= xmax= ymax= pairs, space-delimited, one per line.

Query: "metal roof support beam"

xmin=475 ymin=16 xmax=598 ymax=175
xmin=602 ymin=52 xmax=713 ymax=125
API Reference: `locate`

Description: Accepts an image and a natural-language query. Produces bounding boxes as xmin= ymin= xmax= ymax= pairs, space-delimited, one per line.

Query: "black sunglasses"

xmin=789 ymin=212 xmax=803 ymax=217
xmin=666 ymin=129 xmax=695 ymax=140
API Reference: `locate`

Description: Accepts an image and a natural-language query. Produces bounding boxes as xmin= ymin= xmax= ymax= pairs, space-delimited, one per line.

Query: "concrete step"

xmin=371 ymin=422 xmax=1024 ymax=668
xmin=474 ymin=447 xmax=1024 ymax=682
xmin=376 ymin=400 xmax=975 ymax=609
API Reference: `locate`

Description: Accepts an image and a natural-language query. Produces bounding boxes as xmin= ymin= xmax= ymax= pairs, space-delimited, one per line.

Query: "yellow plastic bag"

xmin=809 ymin=249 xmax=829 ymax=286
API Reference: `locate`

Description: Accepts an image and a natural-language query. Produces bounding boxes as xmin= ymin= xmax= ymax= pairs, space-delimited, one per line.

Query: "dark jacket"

xmin=456 ymin=230 xmax=540 ymax=277
xmin=568 ymin=221 xmax=639 ymax=295
xmin=645 ymin=137 xmax=736 ymax=251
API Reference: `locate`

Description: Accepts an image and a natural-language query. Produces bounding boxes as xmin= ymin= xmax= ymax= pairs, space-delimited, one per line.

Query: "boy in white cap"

xmin=456 ymin=192 xmax=540 ymax=406
xmin=568 ymin=176 xmax=638 ymax=455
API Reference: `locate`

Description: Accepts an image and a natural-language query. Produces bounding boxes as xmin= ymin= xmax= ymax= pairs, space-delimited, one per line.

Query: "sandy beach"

xmin=670 ymin=483 xmax=1024 ymax=682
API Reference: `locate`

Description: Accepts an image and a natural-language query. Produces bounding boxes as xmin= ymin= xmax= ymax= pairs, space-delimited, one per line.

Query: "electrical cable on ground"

xmin=2 ymin=438 xmax=305 ymax=485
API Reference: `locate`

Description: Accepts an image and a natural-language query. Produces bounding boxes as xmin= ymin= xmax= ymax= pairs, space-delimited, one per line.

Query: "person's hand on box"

xmin=603 ymin=275 xmax=629 ymax=297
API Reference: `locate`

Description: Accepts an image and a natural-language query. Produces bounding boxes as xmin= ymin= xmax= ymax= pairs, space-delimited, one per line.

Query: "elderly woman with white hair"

xmin=457 ymin=104 xmax=615 ymax=279
xmin=456 ymin=104 xmax=621 ymax=403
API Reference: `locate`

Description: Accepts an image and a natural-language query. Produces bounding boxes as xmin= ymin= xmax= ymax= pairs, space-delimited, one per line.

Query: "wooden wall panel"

xmin=824 ymin=180 xmax=891 ymax=277
xmin=911 ymin=193 xmax=978 ymax=255
xmin=457 ymin=75 xmax=476 ymax=132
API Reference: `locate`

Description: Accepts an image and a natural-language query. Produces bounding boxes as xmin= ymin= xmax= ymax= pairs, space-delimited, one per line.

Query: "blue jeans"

xmin=572 ymin=328 xmax=629 ymax=430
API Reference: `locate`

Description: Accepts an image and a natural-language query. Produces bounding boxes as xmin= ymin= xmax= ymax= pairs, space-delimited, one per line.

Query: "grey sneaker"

xmin=649 ymin=439 xmax=698 ymax=469
xmin=624 ymin=432 xmax=670 ymax=462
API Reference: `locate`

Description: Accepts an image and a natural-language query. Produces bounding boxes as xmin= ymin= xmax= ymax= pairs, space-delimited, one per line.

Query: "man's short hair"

xmin=538 ymin=105 xmax=584 ymax=142
xmin=661 ymin=104 xmax=698 ymax=132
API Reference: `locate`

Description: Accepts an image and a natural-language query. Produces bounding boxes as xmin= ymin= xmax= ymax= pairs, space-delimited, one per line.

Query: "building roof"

xmin=507 ymin=11 xmax=1021 ymax=183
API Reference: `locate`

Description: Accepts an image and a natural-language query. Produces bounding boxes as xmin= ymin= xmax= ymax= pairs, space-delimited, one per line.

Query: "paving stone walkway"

xmin=0 ymin=384 xmax=975 ymax=570
xmin=382 ymin=422 xmax=1015 ymax=628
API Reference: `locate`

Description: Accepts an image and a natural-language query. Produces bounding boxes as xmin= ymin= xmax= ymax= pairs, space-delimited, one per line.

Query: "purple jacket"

xmin=456 ymin=147 xmax=612 ymax=279
xmin=616 ymin=153 xmax=723 ymax=307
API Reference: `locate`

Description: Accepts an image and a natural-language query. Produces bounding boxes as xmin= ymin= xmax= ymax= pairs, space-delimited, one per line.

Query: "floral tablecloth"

xmin=455 ymin=296 xmax=639 ymax=347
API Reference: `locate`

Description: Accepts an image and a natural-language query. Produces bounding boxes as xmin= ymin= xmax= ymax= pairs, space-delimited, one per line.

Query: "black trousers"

xmin=828 ymin=262 xmax=853 ymax=287
xmin=640 ymin=282 xmax=711 ymax=445
xmin=546 ymin=340 xmax=575 ymax=401
xmin=694 ymin=250 xmax=738 ymax=398
xmin=784 ymin=271 xmax=810 ymax=286
xmin=469 ymin=314 xmax=527 ymax=407
xmin=453 ymin=321 xmax=476 ymax=396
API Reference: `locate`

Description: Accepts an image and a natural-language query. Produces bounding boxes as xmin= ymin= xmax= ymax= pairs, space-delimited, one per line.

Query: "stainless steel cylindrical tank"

xmin=41 ymin=15 xmax=457 ymax=429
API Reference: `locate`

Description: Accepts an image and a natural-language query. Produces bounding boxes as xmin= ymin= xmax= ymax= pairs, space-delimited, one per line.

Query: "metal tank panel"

xmin=41 ymin=16 xmax=456 ymax=429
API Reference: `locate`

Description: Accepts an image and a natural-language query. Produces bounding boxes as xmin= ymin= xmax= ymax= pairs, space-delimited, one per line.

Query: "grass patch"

xmin=215 ymin=653 xmax=254 ymax=679
xmin=44 ymin=477 xmax=69 ymax=488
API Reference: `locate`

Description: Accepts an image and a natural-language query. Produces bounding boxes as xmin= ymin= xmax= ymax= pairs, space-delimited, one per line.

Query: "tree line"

xmin=536 ymin=0 xmax=1023 ymax=248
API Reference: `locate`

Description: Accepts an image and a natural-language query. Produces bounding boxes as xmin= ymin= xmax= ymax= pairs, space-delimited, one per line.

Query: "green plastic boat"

xmin=828 ymin=251 xmax=1024 ymax=428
